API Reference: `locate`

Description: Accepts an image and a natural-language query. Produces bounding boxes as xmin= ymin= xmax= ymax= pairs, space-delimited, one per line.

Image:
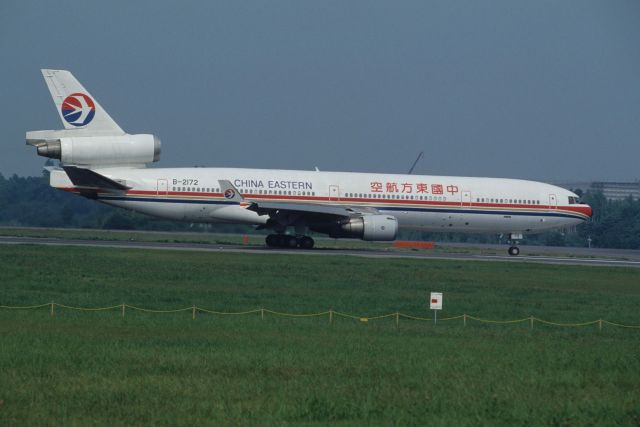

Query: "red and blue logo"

xmin=61 ymin=93 xmax=95 ymax=127
xmin=224 ymin=189 xmax=236 ymax=199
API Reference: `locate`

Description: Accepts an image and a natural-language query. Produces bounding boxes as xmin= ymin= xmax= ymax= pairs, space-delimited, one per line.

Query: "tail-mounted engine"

xmin=27 ymin=132 xmax=161 ymax=167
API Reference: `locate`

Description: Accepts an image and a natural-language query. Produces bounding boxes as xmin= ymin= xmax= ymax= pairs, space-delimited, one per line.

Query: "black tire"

xmin=265 ymin=234 xmax=278 ymax=247
xmin=508 ymin=246 xmax=520 ymax=256
xmin=298 ymin=236 xmax=314 ymax=249
xmin=285 ymin=235 xmax=298 ymax=248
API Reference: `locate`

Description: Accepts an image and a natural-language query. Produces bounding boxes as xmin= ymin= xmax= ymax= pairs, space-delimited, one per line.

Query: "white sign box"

xmin=430 ymin=292 xmax=443 ymax=310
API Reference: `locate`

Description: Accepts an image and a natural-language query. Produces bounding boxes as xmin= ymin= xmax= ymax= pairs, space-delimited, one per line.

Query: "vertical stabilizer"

xmin=41 ymin=69 xmax=124 ymax=134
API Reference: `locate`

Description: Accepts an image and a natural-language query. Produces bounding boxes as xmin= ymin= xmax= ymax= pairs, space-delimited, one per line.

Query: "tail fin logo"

xmin=61 ymin=93 xmax=96 ymax=127
xmin=224 ymin=189 xmax=236 ymax=199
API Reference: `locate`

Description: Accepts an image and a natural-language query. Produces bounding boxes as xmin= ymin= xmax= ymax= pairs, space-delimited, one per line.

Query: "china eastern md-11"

xmin=27 ymin=70 xmax=592 ymax=255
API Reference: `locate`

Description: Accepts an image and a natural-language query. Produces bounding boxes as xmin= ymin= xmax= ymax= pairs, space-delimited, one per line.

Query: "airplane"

xmin=27 ymin=70 xmax=592 ymax=256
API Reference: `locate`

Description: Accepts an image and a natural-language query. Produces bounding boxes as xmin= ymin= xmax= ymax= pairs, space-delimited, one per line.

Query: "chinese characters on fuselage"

xmin=370 ymin=182 xmax=459 ymax=195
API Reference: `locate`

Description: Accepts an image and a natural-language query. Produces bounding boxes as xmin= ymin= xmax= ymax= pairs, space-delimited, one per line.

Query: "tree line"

xmin=1 ymin=173 xmax=638 ymax=249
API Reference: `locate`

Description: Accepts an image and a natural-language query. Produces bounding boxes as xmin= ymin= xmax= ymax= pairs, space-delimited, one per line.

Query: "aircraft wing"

xmin=247 ymin=201 xmax=379 ymax=218
xmin=218 ymin=179 xmax=379 ymax=223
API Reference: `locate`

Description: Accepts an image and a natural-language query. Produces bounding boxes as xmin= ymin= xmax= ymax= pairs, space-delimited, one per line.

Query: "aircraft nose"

xmin=584 ymin=204 xmax=593 ymax=219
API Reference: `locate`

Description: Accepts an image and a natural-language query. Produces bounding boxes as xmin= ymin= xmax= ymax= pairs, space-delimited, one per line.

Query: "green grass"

xmin=1 ymin=245 xmax=640 ymax=425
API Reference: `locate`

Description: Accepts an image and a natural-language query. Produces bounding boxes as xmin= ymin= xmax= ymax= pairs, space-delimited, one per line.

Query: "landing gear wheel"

xmin=266 ymin=234 xmax=287 ymax=248
xmin=266 ymin=234 xmax=315 ymax=249
xmin=508 ymin=246 xmax=520 ymax=256
xmin=285 ymin=235 xmax=298 ymax=248
xmin=298 ymin=236 xmax=314 ymax=249
xmin=265 ymin=234 xmax=278 ymax=247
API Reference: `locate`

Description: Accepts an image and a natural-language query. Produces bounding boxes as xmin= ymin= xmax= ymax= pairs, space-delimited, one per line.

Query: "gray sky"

xmin=1 ymin=0 xmax=639 ymax=181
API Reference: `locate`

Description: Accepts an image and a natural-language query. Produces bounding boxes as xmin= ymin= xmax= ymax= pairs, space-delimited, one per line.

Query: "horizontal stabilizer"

xmin=63 ymin=166 xmax=130 ymax=193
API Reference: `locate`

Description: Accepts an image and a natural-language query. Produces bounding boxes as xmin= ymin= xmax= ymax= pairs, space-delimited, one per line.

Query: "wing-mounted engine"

xmin=311 ymin=214 xmax=398 ymax=241
xmin=27 ymin=132 xmax=161 ymax=167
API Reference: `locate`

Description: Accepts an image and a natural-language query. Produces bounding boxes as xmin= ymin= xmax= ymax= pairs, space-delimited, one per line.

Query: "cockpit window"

xmin=568 ymin=196 xmax=580 ymax=204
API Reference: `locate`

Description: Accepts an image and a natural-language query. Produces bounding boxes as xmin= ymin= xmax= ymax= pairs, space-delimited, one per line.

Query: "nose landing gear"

xmin=507 ymin=233 xmax=523 ymax=256
xmin=265 ymin=234 xmax=315 ymax=249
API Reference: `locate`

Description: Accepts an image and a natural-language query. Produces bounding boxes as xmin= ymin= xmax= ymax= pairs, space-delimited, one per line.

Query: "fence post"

xmin=329 ymin=309 xmax=333 ymax=324
xmin=192 ymin=305 xmax=196 ymax=320
xmin=530 ymin=316 xmax=534 ymax=330
xmin=463 ymin=313 xmax=467 ymax=327
xmin=395 ymin=312 xmax=399 ymax=329
xmin=50 ymin=302 xmax=54 ymax=317
xmin=261 ymin=308 xmax=264 ymax=320
xmin=599 ymin=319 xmax=602 ymax=332
xmin=122 ymin=303 xmax=125 ymax=318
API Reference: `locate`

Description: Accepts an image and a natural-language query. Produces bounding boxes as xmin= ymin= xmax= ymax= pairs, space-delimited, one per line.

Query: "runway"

xmin=2 ymin=235 xmax=640 ymax=268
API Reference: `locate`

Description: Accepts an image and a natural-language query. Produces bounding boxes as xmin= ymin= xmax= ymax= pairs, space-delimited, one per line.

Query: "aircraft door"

xmin=549 ymin=194 xmax=557 ymax=209
xmin=461 ymin=191 xmax=471 ymax=207
xmin=157 ymin=179 xmax=168 ymax=196
xmin=329 ymin=185 xmax=340 ymax=201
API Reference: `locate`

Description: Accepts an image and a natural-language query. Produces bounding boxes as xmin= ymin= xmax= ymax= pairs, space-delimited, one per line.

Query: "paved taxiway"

xmin=2 ymin=235 xmax=640 ymax=268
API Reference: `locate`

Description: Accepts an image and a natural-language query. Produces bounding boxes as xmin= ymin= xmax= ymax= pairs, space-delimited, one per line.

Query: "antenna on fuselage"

xmin=408 ymin=151 xmax=424 ymax=174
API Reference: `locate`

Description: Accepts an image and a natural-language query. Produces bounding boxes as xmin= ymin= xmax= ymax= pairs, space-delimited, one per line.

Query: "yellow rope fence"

xmin=1 ymin=303 xmax=640 ymax=329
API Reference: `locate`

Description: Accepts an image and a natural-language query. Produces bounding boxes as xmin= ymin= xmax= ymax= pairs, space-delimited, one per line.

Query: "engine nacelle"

xmin=326 ymin=215 xmax=398 ymax=241
xmin=34 ymin=134 xmax=161 ymax=167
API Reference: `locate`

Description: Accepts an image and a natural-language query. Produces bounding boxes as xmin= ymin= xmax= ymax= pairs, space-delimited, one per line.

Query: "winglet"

xmin=218 ymin=180 xmax=245 ymax=202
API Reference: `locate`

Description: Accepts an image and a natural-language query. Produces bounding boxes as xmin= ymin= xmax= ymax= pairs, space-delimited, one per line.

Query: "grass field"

xmin=1 ymin=244 xmax=640 ymax=425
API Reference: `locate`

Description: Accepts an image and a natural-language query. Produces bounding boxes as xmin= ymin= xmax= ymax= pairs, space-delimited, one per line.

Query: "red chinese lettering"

xmin=401 ymin=183 xmax=413 ymax=193
xmin=446 ymin=185 xmax=459 ymax=195
xmin=370 ymin=182 xmax=383 ymax=193
xmin=386 ymin=182 xmax=399 ymax=193
xmin=431 ymin=184 xmax=443 ymax=195
xmin=416 ymin=183 xmax=429 ymax=193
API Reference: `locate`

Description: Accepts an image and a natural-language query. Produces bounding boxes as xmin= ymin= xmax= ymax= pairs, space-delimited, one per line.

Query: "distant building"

xmin=555 ymin=181 xmax=640 ymax=201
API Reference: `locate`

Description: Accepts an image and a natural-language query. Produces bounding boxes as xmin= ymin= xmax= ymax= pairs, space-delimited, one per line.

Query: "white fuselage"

xmin=51 ymin=167 xmax=592 ymax=235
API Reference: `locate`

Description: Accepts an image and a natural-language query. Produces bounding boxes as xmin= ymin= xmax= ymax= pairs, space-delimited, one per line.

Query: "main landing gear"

xmin=265 ymin=234 xmax=315 ymax=249
xmin=507 ymin=233 xmax=523 ymax=256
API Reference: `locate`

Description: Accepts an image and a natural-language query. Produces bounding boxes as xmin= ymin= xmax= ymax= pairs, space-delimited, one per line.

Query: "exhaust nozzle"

xmin=36 ymin=141 xmax=61 ymax=159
